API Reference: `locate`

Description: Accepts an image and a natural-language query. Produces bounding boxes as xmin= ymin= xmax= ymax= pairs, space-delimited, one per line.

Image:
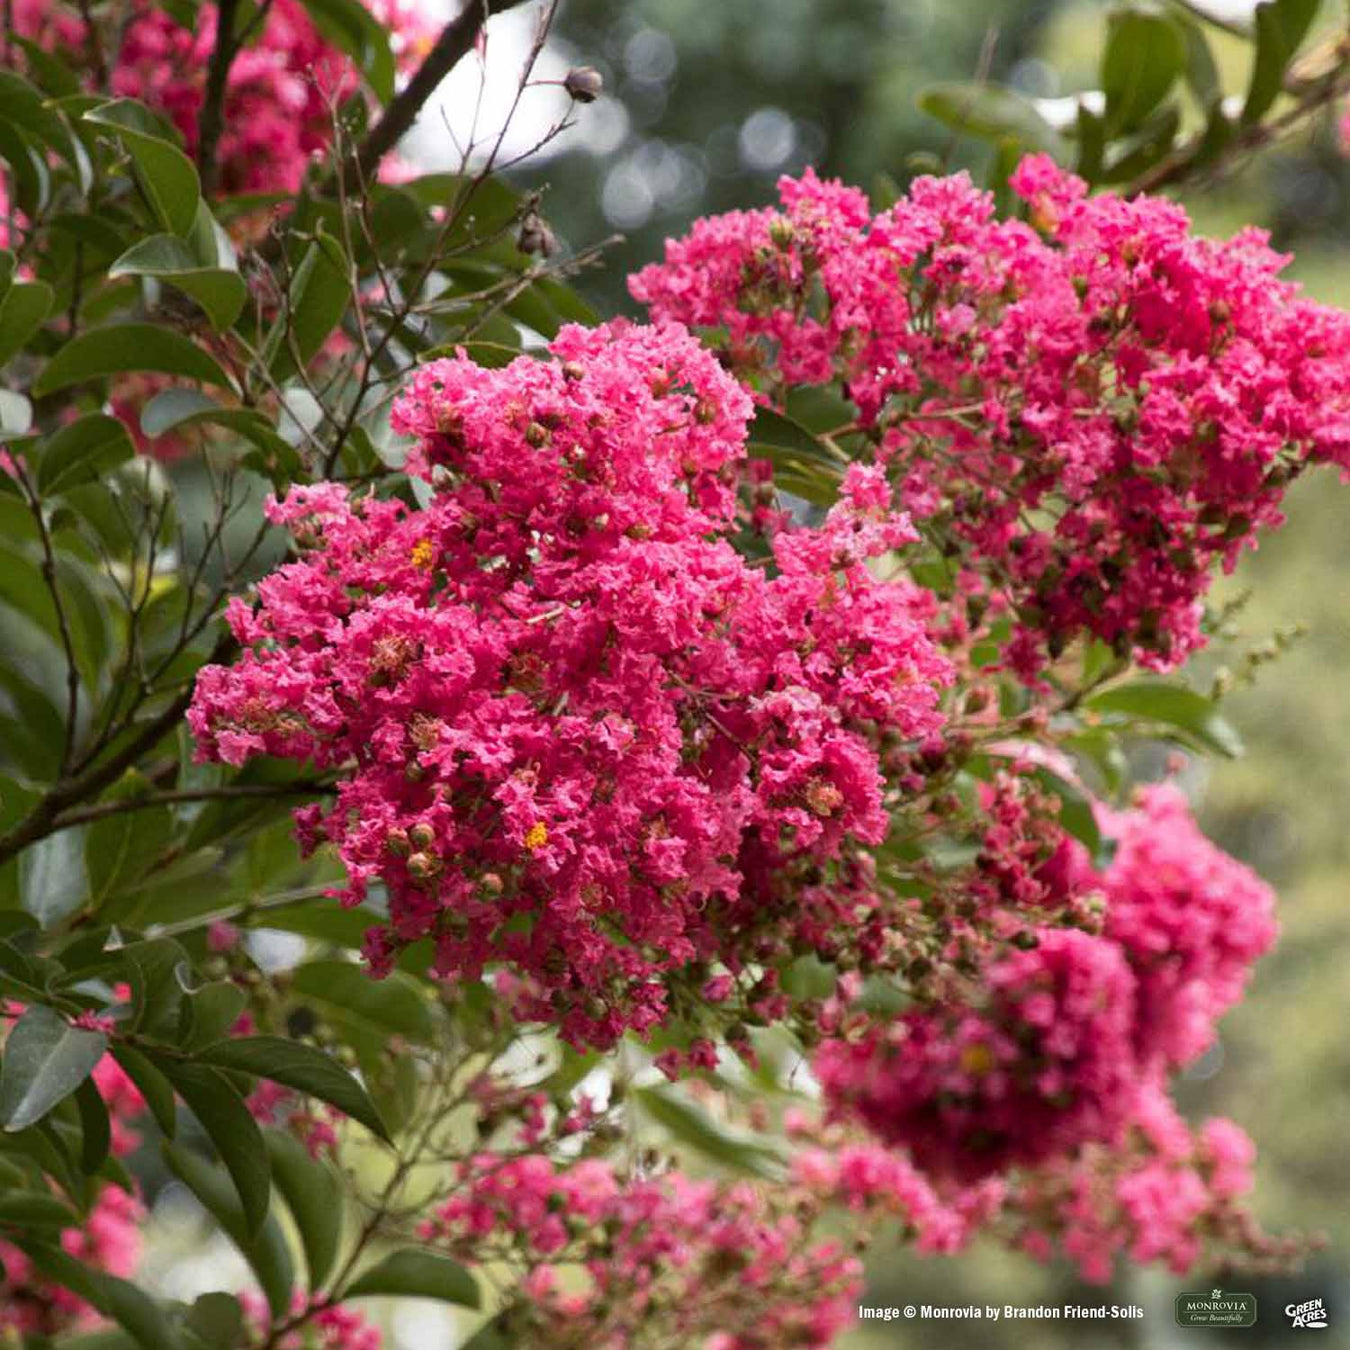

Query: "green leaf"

xmin=178 ymin=978 xmax=248 ymax=1051
xmin=156 ymin=1061 xmax=272 ymax=1237
xmin=84 ymin=99 xmax=201 ymax=236
xmin=916 ymin=82 xmax=1068 ymax=157
xmin=266 ymin=232 xmax=350 ymax=381
xmin=344 ymin=1249 xmax=480 ymax=1307
xmin=0 ymin=70 xmax=79 ymax=166
xmin=74 ymin=1075 xmax=112 ymax=1174
xmin=182 ymin=1293 xmax=243 ymax=1350
xmin=633 ymin=1085 xmax=786 ymax=1178
xmin=0 ymin=1189 xmax=78 ymax=1227
xmin=0 ymin=1005 xmax=107 ymax=1132
xmin=0 ymin=278 xmax=54 ymax=365
xmin=780 ymin=953 xmax=837 ymax=1001
xmin=1177 ymin=13 xmax=1222 ymax=107
xmin=1084 ymin=678 xmax=1244 ymax=757
xmin=108 ymin=1045 xmax=177 ymax=1138
xmin=163 ymin=1141 xmax=293 ymax=1320
xmin=1101 ymin=5 xmax=1187 ymax=134
xmin=33 ymin=324 xmax=233 ymax=398
xmin=298 ymin=0 xmax=397 ymax=102
xmin=745 ymin=406 xmax=844 ymax=506
xmin=263 ymin=1128 xmax=342 ymax=1289
xmin=198 ymin=1035 xmax=391 ymax=1143
xmin=1242 ymin=0 xmax=1319 ymax=125
xmin=290 ymin=961 xmax=435 ymax=1042
xmin=122 ymin=938 xmax=191 ymax=1041
xmin=36 ymin=414 xmax=135 ymax=497
xmin=139 ymin=388 xmax=296 ymax=462
xmin=110 ymin=235 xmax=248 ymax=332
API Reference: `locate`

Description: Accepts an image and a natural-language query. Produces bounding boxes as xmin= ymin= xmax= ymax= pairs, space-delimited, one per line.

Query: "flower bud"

xmin=517 ymin=212 xmax=557 ymax=257
xmin=563 ymin=65 xmax=603 ymax=103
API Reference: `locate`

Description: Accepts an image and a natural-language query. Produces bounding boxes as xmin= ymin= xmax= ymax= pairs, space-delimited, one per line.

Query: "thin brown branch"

xmin=197 ymin=0 xmax=243 ymax=196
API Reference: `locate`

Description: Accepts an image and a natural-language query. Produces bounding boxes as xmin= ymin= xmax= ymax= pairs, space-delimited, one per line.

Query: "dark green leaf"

xmin=122 ymin=938 xmax=191 ymax=1040
xmin=1084 ymin=678 xmax=1244 ymax=757
xmin=1101 ymin=5 xmax=1187 ymax=133
xmin=0 ymin=278 xmax=54 ymax=365
xmin=266 ymin=232 xmax=350 ymax=381
xmin=36 ymin=414 xmax=135 ymax=497
xmin=109 ymin=1045 xmax=177 ymax=1137
xmin=183 ymin=1292 xmax=243 ymax=1350
xmin=344 ymin=1249 xmax=480 ymax=1307
xmin=1242 ymin=0 xmax=1319 ymax=125
xmin=74 ymin=1076 xmax=112 ymax=1174
xmin=163 ymin=1141 xmax=292 ymax=1319
xmin=290 ymin=961 xmax=435 ymax=1043
xmin=109 ymin=235 xmax=248 ymax=331
xmin=84 ymin=99 xmax=201 ymax=236
xmin=1030 ymin=767 xmax=1106 ymax=865
xmin=178 ymin=978 xmax=248 ymax=1051
xmin=0 ymin=1005 xmax=106 ymax=1132
xmin=263 ymin=1127 xmax=343 ymax=1289
xmin=156 ymin=1062 xmax=272 ymax=1236
xmin=746 ymin=406 xmax=844 ymax=506
xmin=33 ymin=324 xmax=233 ymax=398
xmin=199 ymin=1035 xmax=391 ymax=1142
xmin=780 ymin=953 xmax=837 ymax=1001
xmin=0 ymin=1189 xmax=78 ymax=1227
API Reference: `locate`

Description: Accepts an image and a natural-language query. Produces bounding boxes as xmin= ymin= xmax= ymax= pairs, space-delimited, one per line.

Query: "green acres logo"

xmin=1175 ymin=1289 xmax=1258 ymax=1328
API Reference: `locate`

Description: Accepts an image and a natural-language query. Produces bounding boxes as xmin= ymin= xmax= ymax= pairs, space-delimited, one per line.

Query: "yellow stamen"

xmin=524 ymin=821 xmax=549 ymax=851
xmin=410 ymin=537 xmax=436 ymax=569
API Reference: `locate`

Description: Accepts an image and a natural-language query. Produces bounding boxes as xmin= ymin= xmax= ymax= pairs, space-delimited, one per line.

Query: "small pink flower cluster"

xmin=421 ymin=1153 xmax=861 ymax=1349
xmin=14 ymin=0 xmax=430 ymax=195
xmin=631 ymin=158 xmax=1350 ymax=675
xmin=1010 ymin=1082 xmax=1291 ymax=1283
xmin=816 ymin=784 xmax=1276 ymax=1189
xmin=189 ymin=321 xmax=950 ymax=1048
xmin=242 ymin=1291 xmax=383 ymax=1350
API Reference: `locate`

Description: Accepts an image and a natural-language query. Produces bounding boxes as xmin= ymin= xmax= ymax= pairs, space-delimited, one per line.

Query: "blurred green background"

xmin=515 ymin=0 xmax=1350 ymax=1344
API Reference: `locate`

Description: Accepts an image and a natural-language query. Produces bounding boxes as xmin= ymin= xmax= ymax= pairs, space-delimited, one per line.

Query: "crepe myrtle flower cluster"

xmin=189 ymin=320 xmax=950 ymax=1049
xmin=419 ymin=1152 xmax=865 ymax=1349
xmin=814 ymin=783 xmax=1276 ymax=1187
xmin=12 ymin=0 xmax=432 ymax=195
xmin=631 ymin=156 xmax=1350 ymax=677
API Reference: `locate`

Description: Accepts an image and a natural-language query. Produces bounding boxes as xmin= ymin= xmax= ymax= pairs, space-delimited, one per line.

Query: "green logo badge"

xmin=1175 ymin=1290 xmax=1258 ymax=1328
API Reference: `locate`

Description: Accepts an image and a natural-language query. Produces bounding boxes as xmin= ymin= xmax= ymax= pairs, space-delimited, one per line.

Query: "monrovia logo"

xmin=1175 ymin=1289 xmax=1258 ymax=1328
xmin=1286 ymin=1298 xmax=1329 ymax=1329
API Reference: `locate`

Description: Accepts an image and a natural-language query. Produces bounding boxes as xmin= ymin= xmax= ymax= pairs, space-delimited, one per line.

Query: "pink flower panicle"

xmin=632 ymin=157 xmax=1350 ymax=675
xmin=189 ymin=321 xmax=949 ymax=1049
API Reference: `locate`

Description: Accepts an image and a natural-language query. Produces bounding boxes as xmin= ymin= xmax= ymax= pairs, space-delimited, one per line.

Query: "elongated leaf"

xmin=74 ymin=1076 xmax=112 ymax=1174
xmin=0 ymin=278 xmax=54 ymax=365
xmin=290 ymin=961 xmax=435 ymax=1042
xmin=917 ymin=82 xmax=1067 ymax=157
xmin=109 ymin=1045 xmax=177 ymax=1137
xmin=344 ymin=1248 xmax=480 ymax=1307
xmin=156 ymin=1061 xmax=271 ymax=1236
xmin=140 ymin=388 xmax=296 ymax=463
xmin=110 ymin=235 xmax=247 ymax=332
xmin=36 ymin=414 xmax=135 ymax=497
xmin=267 ymin=232 xmax=350 ymax=381
xmin=634 ymin=1086 xmax=786 ymax=1178
xmin=84 ymin=100 xmax=200 ymax=236
xmin=0 ymin=1189 xmax=77 ymax=1227
xmin=1101 ymin=6 xmax=1187 ymax=133
xmin=1084 ymin=678 xmax=1243 ymax=757
xmin=163 ymin=1142 xmax=292 ymax=1320
xmin=33 ymin=324 xmax=232 ymax=397
xmin=178 ymin=978 xmax=248 ymax=1051
xmin=264 ymin=1127 xmax=342 ymax=1289
xmin=122 ymin=937 xmax=191 ymax=1040
xmin=199 ymin=1035 xmax=390 ymax=1142
xmin=1242 ymin=0 xmax=1319 ymax=125
xmin=0 ymin=1005 xmax=106 ymax=1132
xmin=746 ymin=406 xmax=844 ymax=506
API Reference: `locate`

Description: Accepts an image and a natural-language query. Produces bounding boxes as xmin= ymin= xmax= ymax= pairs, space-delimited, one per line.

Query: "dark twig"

xmin=347 ymin=0 xmax=533 ymax=187
xmin=197 ymin=0 xmax=243 ymax=195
